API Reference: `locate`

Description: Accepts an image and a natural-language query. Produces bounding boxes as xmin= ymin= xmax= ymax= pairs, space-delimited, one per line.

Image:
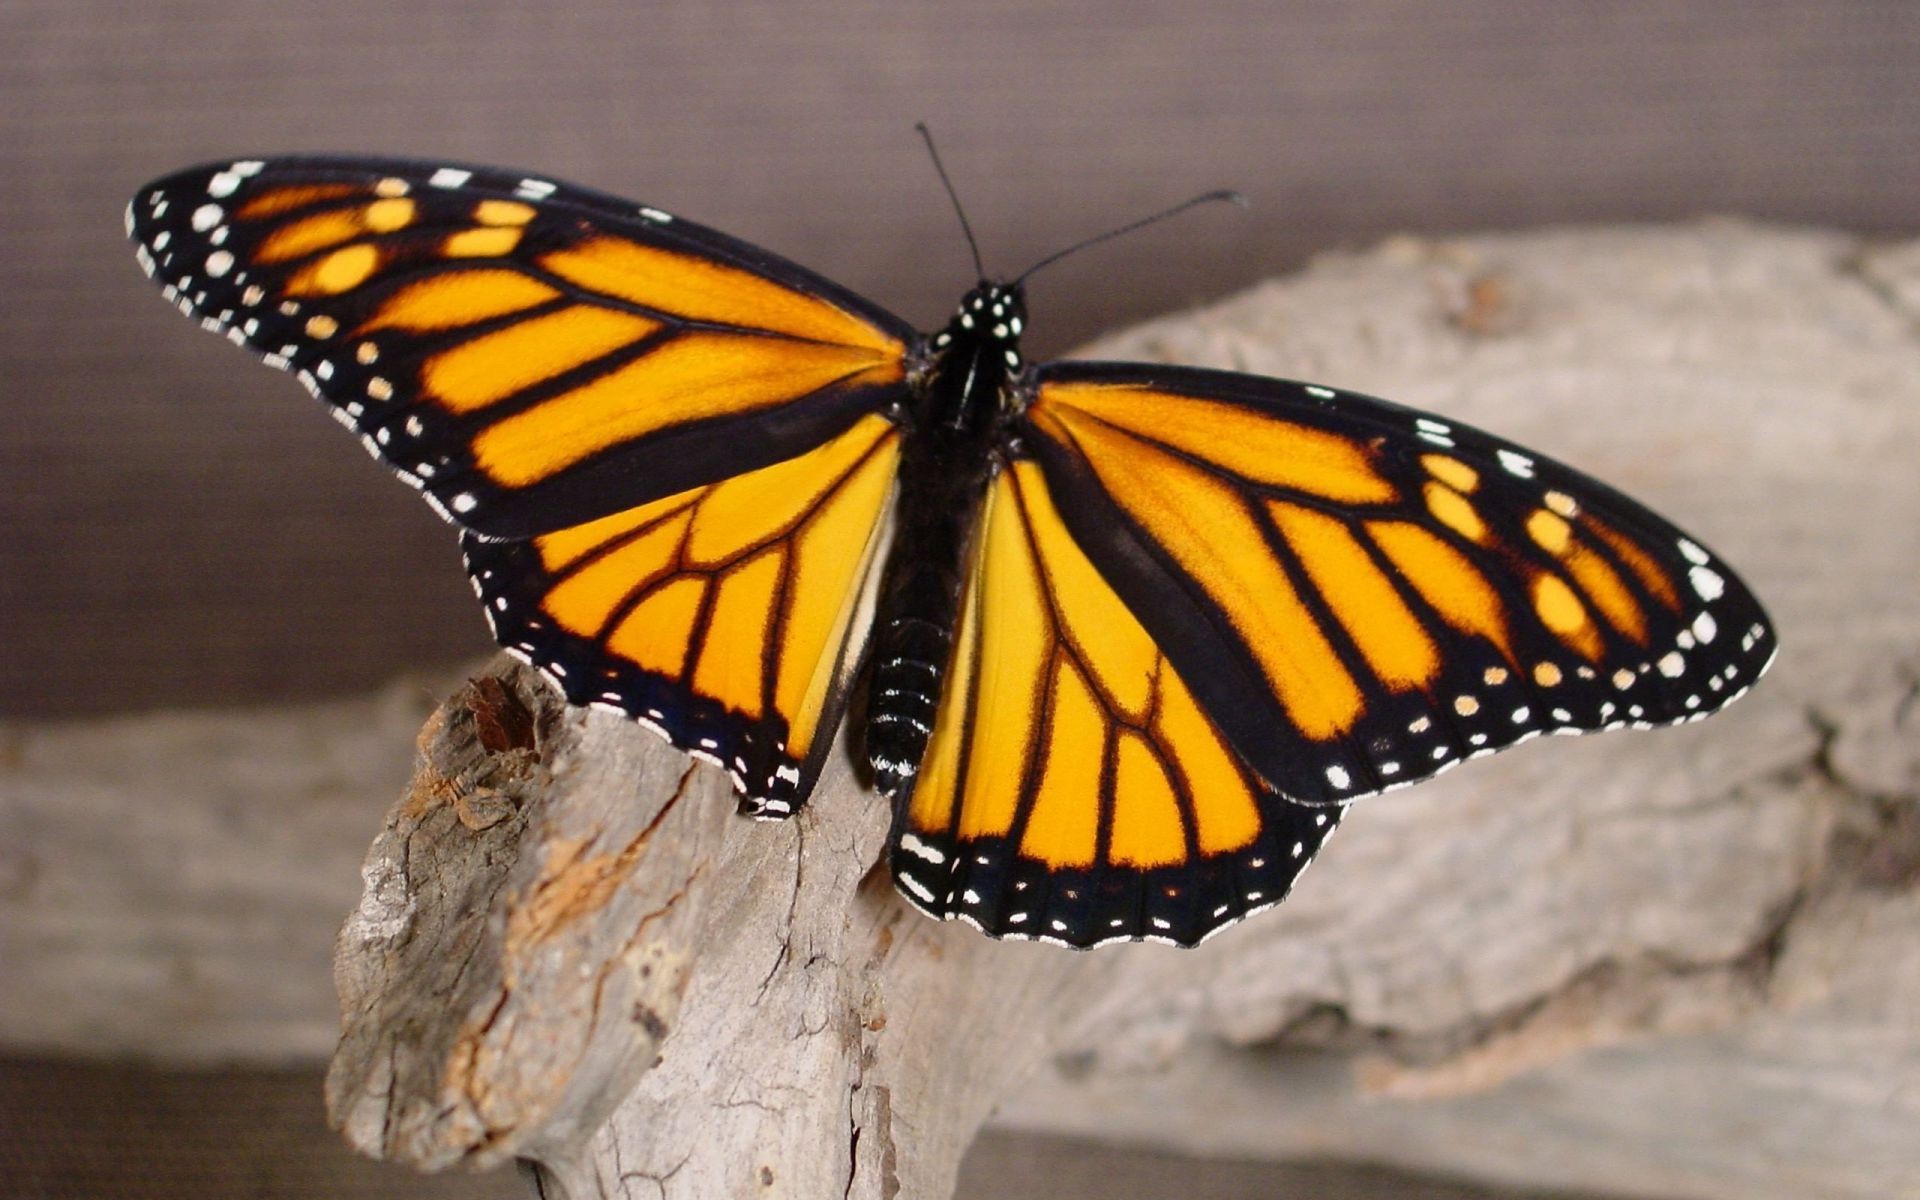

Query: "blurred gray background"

xmin=4 ymin=1 xmax=1917 ymax=1196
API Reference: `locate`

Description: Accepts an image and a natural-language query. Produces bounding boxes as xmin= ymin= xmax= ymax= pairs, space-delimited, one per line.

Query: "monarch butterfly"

xmin=127 ymin=144 xmax=1774 ymax=948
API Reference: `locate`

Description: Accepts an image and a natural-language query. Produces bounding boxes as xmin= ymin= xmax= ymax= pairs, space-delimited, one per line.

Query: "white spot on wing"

xmin=899 ymin=833 xmax=946 ymax=864
xmin=1497 ymin=449 xmax=1535 ymax=477
xmin=1689 ymin=565 xmax=1725 ymax=601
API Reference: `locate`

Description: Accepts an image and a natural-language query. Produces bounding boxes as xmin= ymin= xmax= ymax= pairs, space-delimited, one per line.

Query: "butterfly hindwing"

xmin=127 ymin=157 xmax=914 ymax=539
xmin=891 ymin=459 xmax=1342 ymax=947
xmin=466 ymin=414 xmax=901 ymax=813
xmin=1020 ymin=361 xmax=1777 ymax=807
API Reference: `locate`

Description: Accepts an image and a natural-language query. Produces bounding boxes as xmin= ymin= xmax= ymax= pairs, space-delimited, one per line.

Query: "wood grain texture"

xmin=7 ymin=0 xmax=1920 ymax=716
xmin=9 ymin=222 xmax=1909 ymax=1200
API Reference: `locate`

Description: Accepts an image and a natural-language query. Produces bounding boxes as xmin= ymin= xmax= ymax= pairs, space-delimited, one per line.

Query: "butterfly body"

xmin=868 ymin=282 xmax=1029 ymax=796
xmin=128 ymin=155 xmax=1775 ymax=947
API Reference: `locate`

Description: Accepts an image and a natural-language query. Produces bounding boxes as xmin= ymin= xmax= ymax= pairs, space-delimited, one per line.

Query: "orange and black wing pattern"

xmin=128 ymin=156 xmax=916 ymax=813
xmin=466 ymin=414 xmax=900 ymax=812
xmin=126 ymin=157 xmax=912 ymax=539
xmin=892 ymin=460 xmax=1341 ymax=946
xmin=1018 ymin=361 xmax=1777 ymax=811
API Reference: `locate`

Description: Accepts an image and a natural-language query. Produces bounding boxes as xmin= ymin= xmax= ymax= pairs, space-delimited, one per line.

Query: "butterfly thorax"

xmin=866 ymin=282 xmax=1028 ymax=798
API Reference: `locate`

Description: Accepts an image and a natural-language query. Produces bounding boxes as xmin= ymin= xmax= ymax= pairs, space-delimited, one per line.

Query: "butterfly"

xmin=127 ymin=148 xmax=1775 ymax=948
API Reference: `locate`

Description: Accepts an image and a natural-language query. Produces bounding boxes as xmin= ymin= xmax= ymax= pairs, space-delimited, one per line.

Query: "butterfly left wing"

xmin=1018 ymin=361 xmax=1778 ymax=808
xmin=127 ymin=156 xmax=914 ymax=539
xmin=891 ymin=460 xmax=1342 ymax=947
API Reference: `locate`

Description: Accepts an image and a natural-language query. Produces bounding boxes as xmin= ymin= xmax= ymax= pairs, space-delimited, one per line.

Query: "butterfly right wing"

xmin=467 ymin=414 xmax=901 ymax=814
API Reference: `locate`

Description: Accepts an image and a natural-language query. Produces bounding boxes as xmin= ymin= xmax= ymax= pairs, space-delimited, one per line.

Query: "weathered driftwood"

xmin=5 ymin=222 xmax=1917 ymax=1200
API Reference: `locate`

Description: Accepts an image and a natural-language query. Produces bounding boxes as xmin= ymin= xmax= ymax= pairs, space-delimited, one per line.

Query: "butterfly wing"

xmin=1018 ymin=361 xmax=1778 ymax=808
xmin=891 ymin=459 xmax=1342 ymax=946
xmin=466 ymin=414 xmax=900 ymax=813
xmin=127 ymin=157 xmax=913 ymax=538
xmin=129 ymin=156 xmax=918 ymax=813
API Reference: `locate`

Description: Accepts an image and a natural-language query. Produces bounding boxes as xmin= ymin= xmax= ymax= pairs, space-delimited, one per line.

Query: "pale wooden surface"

xmin=5 ymin=224 xmax=1917 ymax=1199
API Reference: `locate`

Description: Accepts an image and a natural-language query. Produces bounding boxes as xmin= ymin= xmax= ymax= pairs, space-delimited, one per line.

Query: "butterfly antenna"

xmin=916 ymin=123 xmax=987 ymax=279
xmin=1014 ymin=189 xmax=1247 ymax=285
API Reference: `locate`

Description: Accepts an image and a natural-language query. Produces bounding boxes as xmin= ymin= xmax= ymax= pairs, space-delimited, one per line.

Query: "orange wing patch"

xmin=1367 ymin=519 xmax=1514 ymax=658
xmin=1037 ymin=381 xmax=1395 ymax=503
xmin=542 ymin=238 xmax=902 ymax=354
xmin=468 ymin=332 xmax=898 ymax=489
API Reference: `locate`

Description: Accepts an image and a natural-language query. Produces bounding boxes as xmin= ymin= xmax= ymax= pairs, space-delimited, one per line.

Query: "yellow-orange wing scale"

xmin=1017 ymin=361 xmax=1777 ymax=809
xmin=127 ymin=157 xmax=913 ymax=539
xmin=892 ymin=460 xmax=1341 ymax=945
xmin=466 ymin=415 xmax=900 ymax=812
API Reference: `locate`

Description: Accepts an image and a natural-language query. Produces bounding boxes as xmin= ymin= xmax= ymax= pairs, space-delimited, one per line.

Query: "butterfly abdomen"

xmin=866 ymin=438 xmax=990 ymax=798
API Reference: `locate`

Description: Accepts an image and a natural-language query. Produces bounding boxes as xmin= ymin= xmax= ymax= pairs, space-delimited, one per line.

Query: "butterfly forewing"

xmin=127 ymin=157 xmax=914 ymax=539
xmin=1019 ymin=361 xmax=1777 ymax=807
xmin=893 ymin=460 xmax=1342 ymax=947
